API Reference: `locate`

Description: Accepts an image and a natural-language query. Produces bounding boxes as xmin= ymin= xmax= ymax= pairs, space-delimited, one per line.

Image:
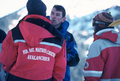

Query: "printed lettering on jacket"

xmin=22 ymin=47 xmax=56 ymax=61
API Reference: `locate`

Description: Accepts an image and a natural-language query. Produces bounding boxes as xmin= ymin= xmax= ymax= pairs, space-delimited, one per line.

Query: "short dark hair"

xmin=53 ymin=5 xmax=66 ymax=18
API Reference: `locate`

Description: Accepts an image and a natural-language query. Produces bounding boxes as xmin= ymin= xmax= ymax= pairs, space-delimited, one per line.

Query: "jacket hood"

xmin=61 ymin=20 xmax=69 ymax=31
xmin=19 ymin=15 xmax=62 ymax=46
xmin=93 ymin=29 xmax=120 ymax=44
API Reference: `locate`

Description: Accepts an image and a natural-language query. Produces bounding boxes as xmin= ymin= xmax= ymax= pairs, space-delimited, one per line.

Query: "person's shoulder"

xmin=66 ymin=31 xmax=73 ymax=37
xmin=0 ymin=29 xmax=5 ymax=33
xmin=0 ymin=29 xmax=6 ymax=35
xmin=91 ymin=39 xmax=110 ymax=48
xmin=0 ymin=29 xmax=6 ymax=43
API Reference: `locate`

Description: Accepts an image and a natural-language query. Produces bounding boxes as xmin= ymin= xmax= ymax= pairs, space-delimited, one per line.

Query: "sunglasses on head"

xmin=92 ymin=18 xmax=111 ymax=26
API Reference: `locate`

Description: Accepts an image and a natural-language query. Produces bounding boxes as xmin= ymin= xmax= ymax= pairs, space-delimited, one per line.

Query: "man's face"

xmin=50 ymin=8 xmax=66 ymax=28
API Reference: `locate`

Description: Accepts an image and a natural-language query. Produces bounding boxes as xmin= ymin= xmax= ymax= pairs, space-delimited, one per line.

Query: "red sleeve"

xmin=83 ymin=42 xmax=104 ymax=81
xmin=0 ymin=30 xmax=18 ymax=72
xmin=84 ymin=57 xmax=103 ymax=81
xmin=53 ymin=40 xmax=66 ymax=81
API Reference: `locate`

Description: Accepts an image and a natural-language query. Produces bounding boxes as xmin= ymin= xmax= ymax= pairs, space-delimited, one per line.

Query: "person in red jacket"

xmin=0 ymin=0 xmax=66 ymax=81
xmin=83 ymin=12 xmax=120 ymax=81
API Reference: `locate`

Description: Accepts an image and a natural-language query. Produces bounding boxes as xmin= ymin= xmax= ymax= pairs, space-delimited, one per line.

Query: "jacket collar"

xmin=96 ymin=28 xmax=114 ymax=35
xmin=57 ymin=20 xmax=69 ymax=38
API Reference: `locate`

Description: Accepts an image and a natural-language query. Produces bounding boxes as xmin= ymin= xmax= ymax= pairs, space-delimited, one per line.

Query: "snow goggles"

xmin=92 ymin=18 xmax=111 ymax=26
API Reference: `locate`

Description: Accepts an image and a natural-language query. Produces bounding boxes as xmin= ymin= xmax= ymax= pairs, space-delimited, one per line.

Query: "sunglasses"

xmin=92 ymin=18 xmax=111 ymax=26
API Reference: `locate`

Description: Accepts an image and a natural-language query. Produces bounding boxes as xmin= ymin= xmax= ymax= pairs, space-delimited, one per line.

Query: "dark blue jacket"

xmin=0 ymin=29 xmax=6 ymax=43
xmin=0 ymin=29 xmax=6 ymax=81
xmin=57 ymin=21 xmax=80 ymax=81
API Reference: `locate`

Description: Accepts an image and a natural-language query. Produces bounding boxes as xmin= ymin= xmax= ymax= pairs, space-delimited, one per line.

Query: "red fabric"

xmin=93 ymin=31 xmax=118 ymax=42
xmin=84 ymin=30 xmax=120 ymax=81
xmin=0 ymin=15 xmax=66 ymax=81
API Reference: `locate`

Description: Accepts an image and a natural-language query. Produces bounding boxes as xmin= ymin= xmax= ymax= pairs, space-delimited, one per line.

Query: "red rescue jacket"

xmin=84 ymin=29 xmax=120 ymax=81
xmin=0 ymin=15 xmax=66 ymax=81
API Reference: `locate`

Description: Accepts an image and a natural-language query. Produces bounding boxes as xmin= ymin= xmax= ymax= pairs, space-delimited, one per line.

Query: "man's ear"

xmin=62 ymin=17 xmax=66 ymax=23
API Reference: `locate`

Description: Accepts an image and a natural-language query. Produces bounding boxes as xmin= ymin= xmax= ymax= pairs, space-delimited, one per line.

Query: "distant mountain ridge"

xmin=68 ymin=5 xmax=120 ymax=32
xmin=0 ymin=7 xmax=26 ymax=33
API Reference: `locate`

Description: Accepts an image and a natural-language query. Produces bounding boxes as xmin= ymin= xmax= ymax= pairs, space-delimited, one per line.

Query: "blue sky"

xmin=0 ymin=0 xmax=120 ymax=18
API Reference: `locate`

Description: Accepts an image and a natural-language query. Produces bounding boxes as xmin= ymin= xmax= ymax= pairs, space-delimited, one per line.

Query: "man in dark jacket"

xmin=49 ymin=5 xmax=80 ymax=81
xmin=0 ymin=29 xmax=6 ymax=81
xmin=0 ymin=0 xmax=66 ymax=81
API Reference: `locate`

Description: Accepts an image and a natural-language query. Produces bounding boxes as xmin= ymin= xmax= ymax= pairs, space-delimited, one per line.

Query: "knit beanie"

xmin=94 ymin=12 xmax=114 ymax=23
xmin=93 ymin=12 xmax=114 ymax=34
xmin=26 ymin=0 xmax=46 ymax=16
